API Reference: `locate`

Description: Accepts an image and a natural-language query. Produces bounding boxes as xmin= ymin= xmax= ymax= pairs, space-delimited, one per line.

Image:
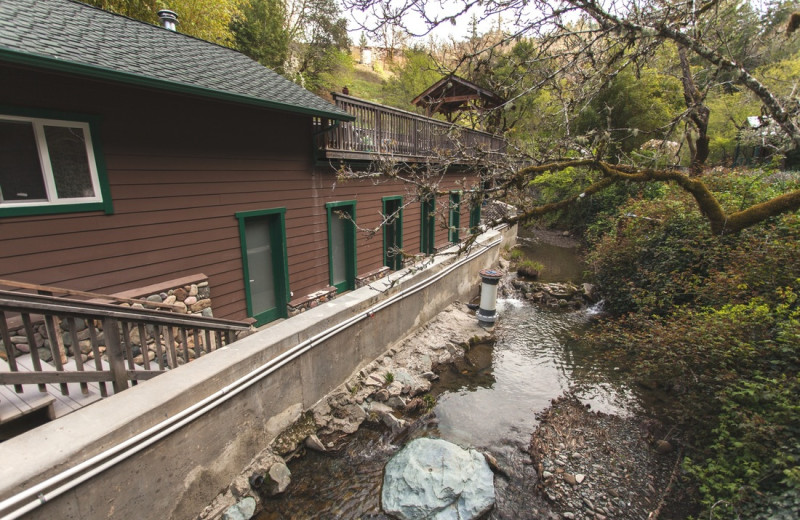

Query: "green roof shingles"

xmin=0 ymin=0 xmax=352 ymax=120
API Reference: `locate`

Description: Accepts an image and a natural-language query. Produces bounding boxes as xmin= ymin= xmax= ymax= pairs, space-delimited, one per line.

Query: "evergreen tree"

xmin=232 ymin=0 xmax=289 ymax=72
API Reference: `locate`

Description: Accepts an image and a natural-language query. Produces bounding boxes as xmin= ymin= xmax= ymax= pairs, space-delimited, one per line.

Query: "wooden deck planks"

xmin=0 ymin=354 xmax=106 ymax=421
xmin=0 ymin=385 xmax=55 ymax=424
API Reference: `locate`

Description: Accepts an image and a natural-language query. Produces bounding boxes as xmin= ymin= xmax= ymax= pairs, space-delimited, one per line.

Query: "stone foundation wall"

xmin=287 ymin=266 xmax=393 ymax=318
xmin=355 ymin=266 xmax=391 ymax=289
xmin=288 ymin=286 xmax=337 ymax=318
xmin=108 ymin=273 xmax=213 ymax=318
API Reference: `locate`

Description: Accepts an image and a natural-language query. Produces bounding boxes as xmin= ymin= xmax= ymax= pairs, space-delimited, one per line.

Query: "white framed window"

xmin=0 ymin=113 xmax=105 ymax=212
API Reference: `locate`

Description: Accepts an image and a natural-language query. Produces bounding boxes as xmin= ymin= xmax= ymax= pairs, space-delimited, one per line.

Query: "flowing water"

xmin=255 ymin=228 xmax=635 ymax=519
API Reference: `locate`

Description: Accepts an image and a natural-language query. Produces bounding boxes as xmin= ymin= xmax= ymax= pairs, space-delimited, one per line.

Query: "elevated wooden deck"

xmin=315 ymin=93 xmax=507 ymax=163
xmin=0 ymin=288 xmax=252 ymax=431
xmin=0 ymin=355 xmax=107 ymax=424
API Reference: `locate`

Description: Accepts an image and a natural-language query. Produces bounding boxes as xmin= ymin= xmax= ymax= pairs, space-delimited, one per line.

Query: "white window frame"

xmin=0 ymin=114 xmax=103 ymax=208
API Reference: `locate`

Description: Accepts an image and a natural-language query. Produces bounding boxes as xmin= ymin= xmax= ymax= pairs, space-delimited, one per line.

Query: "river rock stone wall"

xmin=355 ymin=266 xmax=391 ymax=289
xmin=287 ymin=286 xmax=338 ymax=317
xmin=132 ymin=280 xmax=213 ymax=317
xmin=287 ymin=266 xmax=392 ymax=318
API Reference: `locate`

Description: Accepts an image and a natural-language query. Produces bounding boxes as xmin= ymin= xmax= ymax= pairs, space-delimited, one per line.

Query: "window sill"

xmin=0 ymin=200 xmax=112 ymax=218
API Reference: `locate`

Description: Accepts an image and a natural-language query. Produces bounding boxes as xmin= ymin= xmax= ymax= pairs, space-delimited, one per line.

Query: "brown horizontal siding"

xmin=111 ymin=178 xmax=313 ymax=200
xmin=104 ymin=155 xmax=311 ymax=172
xmin=3 ymin=64 xmax=481 ymax=322
xmin=1 ymin=217 xmax=234 ymax=258
xmin=110 ymin=190 xmax=318 ymax=215
xmin=4 ymin=226 xmax=241 ymax=275
xmin=15 ymin=244 xmax=242 ymax=294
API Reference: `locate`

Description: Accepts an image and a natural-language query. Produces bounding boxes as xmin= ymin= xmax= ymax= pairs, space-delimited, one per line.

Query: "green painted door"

xmin=449 ymin=191 xmax=461 ymax=243
xmin=469 ymin=196 xmax=481 ymax=231
xmin=237 ymin=209 xmax=288 ymax=326
xmin=420 ymin=193 xmax=435 ymax=254
xmin=383 ymin=196 xmax=403 ymax=270
xmin=327 ymin=201 xmax=357 ymax=292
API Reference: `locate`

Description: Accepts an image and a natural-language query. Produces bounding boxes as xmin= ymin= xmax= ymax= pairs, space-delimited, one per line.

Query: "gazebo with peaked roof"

xmin=412 ymin=74 xmax=504 ymax=120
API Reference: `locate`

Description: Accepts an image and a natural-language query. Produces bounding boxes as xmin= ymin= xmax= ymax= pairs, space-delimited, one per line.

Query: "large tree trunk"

xmin=678 ymin=47 xmax=710 ymax=176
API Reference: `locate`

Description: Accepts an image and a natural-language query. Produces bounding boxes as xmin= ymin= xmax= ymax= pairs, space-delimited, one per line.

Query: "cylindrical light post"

xmin=477 ymin=268 xmax=503 ymax=324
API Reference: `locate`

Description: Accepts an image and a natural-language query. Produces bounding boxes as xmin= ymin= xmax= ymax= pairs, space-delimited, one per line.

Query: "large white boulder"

xmin=382 ymin=438 xmax=495 ymax=520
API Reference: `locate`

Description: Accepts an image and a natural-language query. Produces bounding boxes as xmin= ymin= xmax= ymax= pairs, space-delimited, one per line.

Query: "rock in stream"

xmin=382 ymin=438 xmax=495 ymax=520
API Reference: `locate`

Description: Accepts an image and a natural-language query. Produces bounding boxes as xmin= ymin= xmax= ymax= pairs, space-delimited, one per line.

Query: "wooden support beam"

xmin=440 ymin=94 xmax=482 ymax=103
xmin=0 ymin=371 xmax=113 ymax=385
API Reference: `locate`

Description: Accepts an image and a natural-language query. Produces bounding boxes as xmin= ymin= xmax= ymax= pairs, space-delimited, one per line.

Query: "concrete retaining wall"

xmin=0 ymin=226 xmax=515 ymax=520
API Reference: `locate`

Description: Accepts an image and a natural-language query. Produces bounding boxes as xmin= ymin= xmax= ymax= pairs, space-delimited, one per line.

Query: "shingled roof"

xmin=0 ymin=0 xmax=353 ymax=121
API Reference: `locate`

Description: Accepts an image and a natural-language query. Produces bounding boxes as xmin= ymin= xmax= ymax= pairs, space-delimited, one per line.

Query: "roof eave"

xmin=0 ymin=48 xmax=356 ymax=122
xmin=411 ymin=75 xmax=452 ymax=106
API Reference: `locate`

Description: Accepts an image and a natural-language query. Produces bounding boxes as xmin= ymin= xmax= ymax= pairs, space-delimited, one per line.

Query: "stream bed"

xmin=255 ymin=228 xmax=640 ymax=519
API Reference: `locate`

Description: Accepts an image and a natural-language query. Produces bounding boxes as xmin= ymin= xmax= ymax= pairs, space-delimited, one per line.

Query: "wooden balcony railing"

xmin=315 ymin=93 xmax=507 ymax=162
xmin=0 ymin=291 xmax=251 ymax=403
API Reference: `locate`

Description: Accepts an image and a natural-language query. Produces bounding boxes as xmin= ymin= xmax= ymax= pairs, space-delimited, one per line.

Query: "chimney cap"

xmin=157 ymin=9 xmax=179 ymax=31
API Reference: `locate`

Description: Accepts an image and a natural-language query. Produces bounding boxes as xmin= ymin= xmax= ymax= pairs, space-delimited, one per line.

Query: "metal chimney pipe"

xmin=157 ymin=10 xmax=178 ymax=31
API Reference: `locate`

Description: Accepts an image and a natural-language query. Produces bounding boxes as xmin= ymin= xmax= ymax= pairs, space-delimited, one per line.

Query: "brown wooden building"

xmin=0 ymin=0 xmax=504 ymax=326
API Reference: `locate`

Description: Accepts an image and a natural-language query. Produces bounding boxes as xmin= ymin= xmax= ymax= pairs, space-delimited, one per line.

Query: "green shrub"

xmin=581 ymin=168 xmax=800 ymax=516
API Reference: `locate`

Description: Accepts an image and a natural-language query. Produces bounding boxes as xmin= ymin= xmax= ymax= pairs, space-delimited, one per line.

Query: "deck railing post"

xmin=0 ymin=310 xmax=22 ymax=393
xmin=103 ymin=318 xmax=129 ymax=393
xmin=376 ymin=109 xmax=382 ymax=152
xmin=413 ymin=119 xmax=418 ymax=155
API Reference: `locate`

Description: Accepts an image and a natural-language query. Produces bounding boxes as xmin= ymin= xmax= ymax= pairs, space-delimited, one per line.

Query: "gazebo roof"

xmin=411 ymin=74 xmax=504 ymax=117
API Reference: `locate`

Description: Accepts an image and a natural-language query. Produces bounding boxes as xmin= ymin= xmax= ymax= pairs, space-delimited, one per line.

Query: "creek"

xmin=255 ymin=228 xmax=638 ymax=519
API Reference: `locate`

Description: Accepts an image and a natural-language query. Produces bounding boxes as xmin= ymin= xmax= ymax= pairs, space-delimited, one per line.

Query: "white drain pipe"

xmin=0 ymin=235 xmax=503 ymax=520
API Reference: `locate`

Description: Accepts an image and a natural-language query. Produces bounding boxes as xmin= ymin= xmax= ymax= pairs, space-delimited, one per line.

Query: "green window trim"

xmin=449 ymin=191 xmax=461 ymax=244
xmin=326 ymin=200 xmax=357 ymax=293
xmin=420 ymin=193 xmax=435 ymax=254
xmin=0 ymin=105 xmax=113 ymax=218
xmin=235 ymin=207 xmax=290 ymax=326
xmin=382 ymin=195 xmax=403 ymax=270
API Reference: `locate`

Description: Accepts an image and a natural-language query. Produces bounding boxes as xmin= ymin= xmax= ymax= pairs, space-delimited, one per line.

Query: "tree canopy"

xmin=83 ymin=0 xmax=243 ymax=44
xmin=84 ymin=0 xmax=351 ymax=94
xmin=343 ymin=0 xmax=800 ymax=235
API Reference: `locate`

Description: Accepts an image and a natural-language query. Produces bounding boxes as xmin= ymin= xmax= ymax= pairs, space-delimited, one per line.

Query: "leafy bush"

xmin=581 ymin=168 xmax=800 ymax=516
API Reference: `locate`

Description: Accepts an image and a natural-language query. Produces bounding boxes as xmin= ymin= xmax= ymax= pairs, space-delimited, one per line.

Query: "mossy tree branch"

xmin=493 ymin=160 xmax=800 ymax=235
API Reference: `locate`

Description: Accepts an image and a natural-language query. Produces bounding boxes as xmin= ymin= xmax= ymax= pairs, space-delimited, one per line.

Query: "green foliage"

xmin=271 ymin=0 xmax=350 ymax=93
xmin=518 ymin=259 xmax=544 ymax=275
xmin=313 ymin=48 xmax=355 ymax=94
xmin=686 ymin=374 xmax=800 ymax=517
xmin=583 ymin=168 xmax=800 ymax=516
xmin=84 ymin=0 xmax=243 ymax=45
xmin=380 ymin=47 xmax=442 ymax=112
xmin=232 ymin=0 xmax=289 ymax=71
xmin=574 ymin=67 xmax=684 ymax=157
xmin=509 ymin=249 xmax=525 ymax=261
xmin=527 ymin=164 xmax=664 ymax=233
xmin=384 ymin=372 xmax=394 ymax=384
